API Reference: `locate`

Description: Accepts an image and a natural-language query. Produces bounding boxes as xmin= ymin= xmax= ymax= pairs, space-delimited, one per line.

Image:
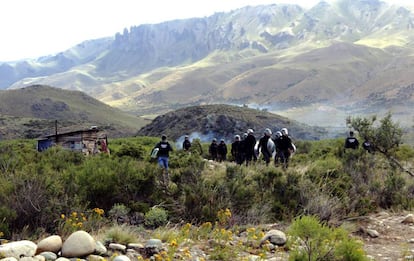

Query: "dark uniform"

xmin=209 ymin=139 xmax=218 ymax=161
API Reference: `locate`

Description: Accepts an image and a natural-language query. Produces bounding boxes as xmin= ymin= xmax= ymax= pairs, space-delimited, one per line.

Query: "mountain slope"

xmin=136 ymin=104 xmax=327 ymax=141
xmin=0 ymin=85 xmax=149 ymax=139
xmin=2 ymin=0 xmax=414 ymax=129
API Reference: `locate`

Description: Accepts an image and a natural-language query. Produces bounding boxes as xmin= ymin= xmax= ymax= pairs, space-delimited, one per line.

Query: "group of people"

xmin=153 ymin=129 xmax=374 ymax=179
xmin=208 ymin=138 xmax=228 ymax=162
xmin=344 ymin=130 xmax=373 ymax=153
xmin=209 ymin=127 xmax=296 ymax=168
xmin=152 ymin=127 xmax=297 ymax=177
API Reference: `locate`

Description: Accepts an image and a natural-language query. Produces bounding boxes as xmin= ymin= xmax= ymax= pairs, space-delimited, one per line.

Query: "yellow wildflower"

xmin=170 ymin=239 xmax=178 ymax=247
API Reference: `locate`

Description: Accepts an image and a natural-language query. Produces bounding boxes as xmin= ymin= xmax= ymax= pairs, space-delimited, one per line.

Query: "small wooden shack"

xmin=37 ymin=127 xmax=109 ymax=155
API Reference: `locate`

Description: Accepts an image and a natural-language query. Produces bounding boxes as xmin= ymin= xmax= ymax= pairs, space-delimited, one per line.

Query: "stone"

xmin=402 ymin=214 xmax=414 ymax=224
xmin=0 ymin=258 xmax=18 ymax=261
xmin=55 ymin=258 xmax=70 ymax=261
xmin=126 ymin=243 xmax=144 ymax=251
xmin=260 ymin=230 xmax=287 ymax=246
xmin=112 ymin=255 xmax=131 ymax=261
xmin=366 ymin=229 xmax=380 ymax=238
xmin=0 ymin=240 xmax=37 ymax=259
xmin=38 ymin=251 xmax=57 ymax=260
xmin=87 ymin=254 xmax=106 ymax=261
xmin=36 ymin=235 xmax=62 ymax=254
xmin=94 ymin=241 xmax=107 ymax=256
xmin=144 ymin=239 xmax=163 ymax=256
xmin=61 ymin=231 xmax=95 ymax=258
xmin=108 ymin=243 xmax=126 ymax=252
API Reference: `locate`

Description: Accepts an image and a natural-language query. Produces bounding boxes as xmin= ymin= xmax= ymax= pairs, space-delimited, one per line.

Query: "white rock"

xmin=112 ymin=255 xmax=131 ymax=261
xmin=0 ymin=258 xmax=18 ymax=261
xmin=402 ymin=214 xmax=414 ymax=224
xmin=260 ymin=229 xmax=287 ymax=246
xmin=108 ymin=243 xmax=126 ymax=252
xmin=366 ymin=229 xmax=380 ymax=238
xmin=0 ymin=240 xmax=37 ymax=259
xmin=55 ymin=258 xmax=71 ymax=261
xmin=36 ymin=235 xmax=62 ymax=254
xmin=61 ymin=231 xmax=95 ymax=258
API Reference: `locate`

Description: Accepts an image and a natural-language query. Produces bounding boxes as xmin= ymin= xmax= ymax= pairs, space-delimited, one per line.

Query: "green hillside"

xmin=0 ymin=85 xmax=149 ymax=139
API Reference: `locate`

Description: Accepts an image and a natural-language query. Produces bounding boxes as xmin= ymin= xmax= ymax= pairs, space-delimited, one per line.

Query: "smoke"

xmin=175 ymin=131 xmax=232 ymax=148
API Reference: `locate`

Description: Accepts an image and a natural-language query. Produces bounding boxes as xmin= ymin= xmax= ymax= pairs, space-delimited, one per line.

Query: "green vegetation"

xmin=288 ymin=215 xmax=367 ymax=261
xmin=0 ymin=114 xmax=413 ymax=260
xmin=0 ymin=85 xmax=148 ymax=139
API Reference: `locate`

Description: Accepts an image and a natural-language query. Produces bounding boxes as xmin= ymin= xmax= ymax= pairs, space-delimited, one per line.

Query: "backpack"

xmin=150 ymin=147 xmax=159 ymax=159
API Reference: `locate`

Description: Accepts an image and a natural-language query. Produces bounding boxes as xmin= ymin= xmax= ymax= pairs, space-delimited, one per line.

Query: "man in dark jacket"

xmin=182 ymin=135 xmax=191 ymax=151
xmin=244 ymin=129 xmax=257 ymax=166
xmin=345 ymin=131 xmax=359 ymax=149
xmin=154 ymin=135 xmax=173 ymax=175
xmin=209 ymin=138 xmax=218 ymax=161
xmin=258 ymin=128 xmax=273 ymax=165
xmin=217 ymin=139 xmax=228 ymax=162
xmin=231 ymin=135 xmax=243 ymax=165
xmin=279 ymin=128 xmax=295 ymax=168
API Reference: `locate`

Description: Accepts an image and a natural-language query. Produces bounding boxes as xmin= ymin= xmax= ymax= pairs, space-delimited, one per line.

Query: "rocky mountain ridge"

xmin=1 ymin=0 xmax=414 ymax=128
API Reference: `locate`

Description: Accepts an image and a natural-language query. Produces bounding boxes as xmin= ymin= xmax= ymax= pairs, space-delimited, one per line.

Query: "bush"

xmin=288 ymin=215 xmax=368 ymax=261
xmin=144 ymin=207 xmax=168 ymax=228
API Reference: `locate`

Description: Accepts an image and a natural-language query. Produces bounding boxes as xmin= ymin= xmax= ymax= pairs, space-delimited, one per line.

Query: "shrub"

xmin=103 ymin=224 xmax=141 ymax=244
xmin=114 ymin=143 xmax=145 ymax=159
xmin=144 ymin=207 xmax=168 ymax=228
xmin=288 ymin=215 xmax=368 ymax=261
xmin=108 ymin=203 xmax=130 ymax=223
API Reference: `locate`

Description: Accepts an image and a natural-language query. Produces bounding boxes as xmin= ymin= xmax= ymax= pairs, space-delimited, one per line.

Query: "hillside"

xmin=0 ymin=85 xmax=149 ymax=139
xmin=1 ymin=0 xmax=414 ymax=130
xmin=136 ymin=104 xmax=327 ymax=142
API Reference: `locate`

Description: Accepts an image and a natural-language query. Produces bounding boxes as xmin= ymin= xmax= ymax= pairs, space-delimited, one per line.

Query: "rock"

xmin=94 ymin=241 xmax=107 ymax=256
xmin=366 ymin=229 xmax=380 ymax=238
xmin=0 ymin=258 xmax=18 ymax=261
xmin=125 ymin=249 xmax=142 ymax=260
xmin=402 ymin=214 xmax=414 ymax=224
xmin=247 ymin=255 xmax=261 ymax=261
xmin=126 ymin=243 xmax=144 ymax=252
xmin=36 ymin=235 xmax=62 ymax=254
xmin=20 ymin=255 xmax=46 ymax=261
xmin=260 ymin=230 xmax=287 ymax=246
xmin=61 ymin=231 xmax=95 ymax=258
xmin=55 ymin=258 xmax=70 ymax=261
xmin=108 ymin=243 xmax=126 ymax=252
xmin=144 ymin=239 xmax=163 ymax=256
xmin=87 ymin=254 xmax=106 ymax=261
xmin=33 ymin=256 xmax=46 ymax=261
xmin=112 ymin=255 xmax=131 ymax=261
xmin=38 ymin=251 xmax=57 ymax=260
xmin=0 ymin=240 xmax=37 ymax=259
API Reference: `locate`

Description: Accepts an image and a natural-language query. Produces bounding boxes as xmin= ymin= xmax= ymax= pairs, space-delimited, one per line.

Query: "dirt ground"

xmin=351 ymin=211 xmax=414 ymax=260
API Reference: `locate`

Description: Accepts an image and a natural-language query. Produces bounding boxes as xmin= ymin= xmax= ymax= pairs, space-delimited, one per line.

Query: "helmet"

xmin=243 ymin=133 xmax=248 ymax=139
xmin=275 ymin=131 xmax=282 ymax=138
xmin=264 ymin=128 xmax=272 ymax=136
xmin=213 ymin=138 xmax=217 ymax=142
xmin=234 ymin=135 xmax=240 ymax=140
xmin=281 ymin=128 xmax=288 ymax=135
xmin=247 ymin=129 xmax=254 ymax=134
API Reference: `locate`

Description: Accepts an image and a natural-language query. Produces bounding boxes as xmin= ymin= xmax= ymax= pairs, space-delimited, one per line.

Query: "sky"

xmin=0 ymin=0 xmax=412 ymax=62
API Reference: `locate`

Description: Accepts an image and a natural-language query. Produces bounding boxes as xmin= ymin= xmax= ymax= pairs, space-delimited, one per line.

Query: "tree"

xmin=347 ymin=113 xmax=412 ymax=176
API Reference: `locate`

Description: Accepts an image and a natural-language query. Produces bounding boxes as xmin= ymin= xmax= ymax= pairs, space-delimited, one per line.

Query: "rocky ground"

xmin=2 ymin=211 xmax=414 ymax=261
xmin=356 ymin=211 xmax=414 ymax=260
